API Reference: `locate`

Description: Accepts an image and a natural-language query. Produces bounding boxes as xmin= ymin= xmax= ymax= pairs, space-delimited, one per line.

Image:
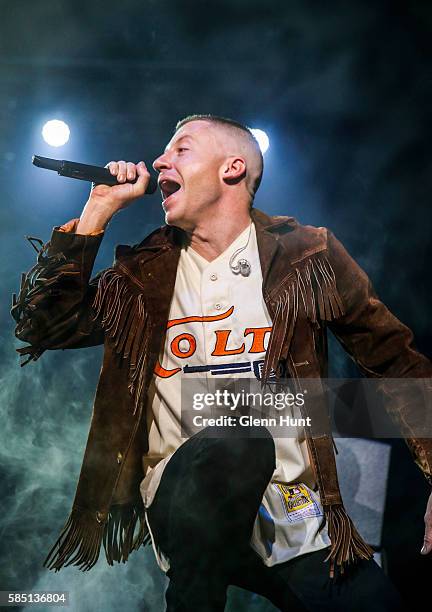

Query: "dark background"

xmin=0 ymin=1 xmax=431 ymax=610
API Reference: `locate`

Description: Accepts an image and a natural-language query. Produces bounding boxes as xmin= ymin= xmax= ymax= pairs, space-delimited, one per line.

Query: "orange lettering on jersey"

xmin=167 ymin=306 xmax=234 ymax=329
xmin=171 ymin=333 xmax=196 ymax=358
xmin=211 ymin=330 xmax=245 ymax=356
xmin=154 ymin=306 xmax=235 ymax=378
xmin=154 ymin=362 xmax=181 ymax=378
xmin=244 ymin=327 xmax=272 ymax=353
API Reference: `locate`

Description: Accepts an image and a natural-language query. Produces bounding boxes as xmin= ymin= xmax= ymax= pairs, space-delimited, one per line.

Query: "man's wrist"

xmin=76 ymin=201 xmax=113 ymax=235
xmin=59 ymin=218 xmax=102 ymax=236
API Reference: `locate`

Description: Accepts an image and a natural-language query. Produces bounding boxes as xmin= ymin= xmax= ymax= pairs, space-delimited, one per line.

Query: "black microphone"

xmin=32 ymin=155 xmax=158 ymax=194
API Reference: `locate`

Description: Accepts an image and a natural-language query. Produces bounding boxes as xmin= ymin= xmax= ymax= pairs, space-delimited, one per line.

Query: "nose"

xmin=152 ymin=152 xmax=171 ymax=173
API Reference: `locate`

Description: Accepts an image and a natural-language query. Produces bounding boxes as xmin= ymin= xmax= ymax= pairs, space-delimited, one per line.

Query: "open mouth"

xmin=159 ymin=179 xmax=181 ymax=201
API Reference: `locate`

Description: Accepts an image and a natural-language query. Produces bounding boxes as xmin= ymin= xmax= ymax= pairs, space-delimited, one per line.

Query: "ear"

xmin=221 ymin=156 xmax=246 ymax=185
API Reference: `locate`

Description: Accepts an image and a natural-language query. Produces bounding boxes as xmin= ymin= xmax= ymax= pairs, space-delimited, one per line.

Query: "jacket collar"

xmin=128 ymin=207 xmax=297 ymax=297
xmin=251 ymin=208 xmax=297 ymax=294
xmin=250 ymin=207 xmax=297 ymax=233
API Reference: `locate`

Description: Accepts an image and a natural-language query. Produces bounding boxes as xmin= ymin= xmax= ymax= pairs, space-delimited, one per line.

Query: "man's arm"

xmin=325 ymin=229 xmax=432 ymax=553
xmin=11 ymin=160 xmax=152 ymax=363
xmin=11 ymin=223 xmax=106 ymax=362
xmin=326 ymin=230 xmax=430 ymax=378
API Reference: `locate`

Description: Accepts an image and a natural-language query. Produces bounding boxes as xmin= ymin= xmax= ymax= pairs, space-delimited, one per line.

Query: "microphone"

xmin=32 ymin=155 xmax=158 ymax=194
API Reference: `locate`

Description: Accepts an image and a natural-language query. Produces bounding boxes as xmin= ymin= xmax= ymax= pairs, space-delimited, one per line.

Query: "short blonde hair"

xmin=175 ymin=114 xmax=264 ymax=199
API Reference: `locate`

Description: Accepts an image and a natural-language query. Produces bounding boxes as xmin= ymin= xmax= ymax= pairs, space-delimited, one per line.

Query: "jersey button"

xmin=210 ymin=273 xmax=218 ymax=281
xmin=215 ymin=303 xmax=222 ymax=310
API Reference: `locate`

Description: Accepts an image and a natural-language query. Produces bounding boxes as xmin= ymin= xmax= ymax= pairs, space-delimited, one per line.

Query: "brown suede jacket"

xmin=11 ymin=207 xmax=432 ymax=577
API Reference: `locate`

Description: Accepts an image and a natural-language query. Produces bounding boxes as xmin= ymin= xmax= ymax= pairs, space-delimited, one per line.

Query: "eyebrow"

xmin=165 ymin=135 xmax=194 ymax=152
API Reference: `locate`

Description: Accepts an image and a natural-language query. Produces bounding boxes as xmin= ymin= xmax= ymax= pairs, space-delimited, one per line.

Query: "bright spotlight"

xmin=42 ymin=120 xmax=70 ymax=147
xmin=250 ymin=128 xmax=269 ymax=154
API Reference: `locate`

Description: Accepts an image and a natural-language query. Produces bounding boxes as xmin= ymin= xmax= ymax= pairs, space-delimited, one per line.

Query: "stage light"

xmin=42 ymin=120 xmax=70 ymax=147
xmin=250 ymin=128 xmax=269 ymax=154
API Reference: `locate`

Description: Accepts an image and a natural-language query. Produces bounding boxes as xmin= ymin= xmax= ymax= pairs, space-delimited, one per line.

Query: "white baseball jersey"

xmin=140 ymin=223 xmax=330 ymax=571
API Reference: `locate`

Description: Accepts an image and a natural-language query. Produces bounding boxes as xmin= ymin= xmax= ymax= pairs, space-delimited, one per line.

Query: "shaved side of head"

xmin=175 ymin=114 xmax=264 ymax=201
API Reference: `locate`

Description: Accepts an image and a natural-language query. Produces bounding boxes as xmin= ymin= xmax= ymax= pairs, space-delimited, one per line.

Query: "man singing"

xmin=12 ymin=115 xmax=432 ymax=611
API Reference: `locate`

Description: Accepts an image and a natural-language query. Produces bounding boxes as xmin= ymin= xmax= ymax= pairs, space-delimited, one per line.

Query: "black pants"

xmin=146 ymin=426 xmax=406 ymax=611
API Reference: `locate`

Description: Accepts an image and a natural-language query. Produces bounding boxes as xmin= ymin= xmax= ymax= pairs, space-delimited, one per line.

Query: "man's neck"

xmin=186 ymin=212 xmax=252 ymax=262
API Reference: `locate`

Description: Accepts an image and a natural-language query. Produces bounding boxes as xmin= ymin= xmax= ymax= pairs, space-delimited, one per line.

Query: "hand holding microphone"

xmin=90 ymin=159 xmax=154 ymax=207
xmin=80 ymin=160 xmax=154 ymax=234
xmin=33 ymin=155 xmax=158 ymax=235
